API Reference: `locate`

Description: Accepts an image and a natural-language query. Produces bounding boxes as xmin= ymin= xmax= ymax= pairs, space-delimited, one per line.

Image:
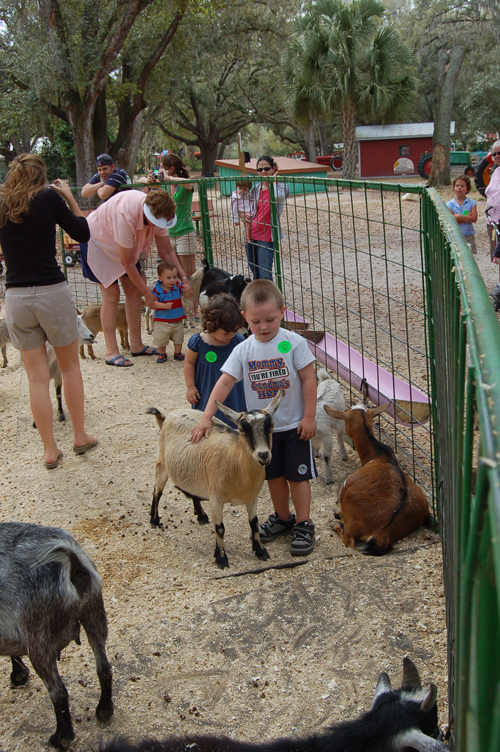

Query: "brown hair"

xmin=160 ymin=153 xmax=190 ymax=179
xmin=452 ymin=175 xmax=471 ymax=193
xmin=0 ymin=153 xmax=47 ymax=226
xmin=241 ymin=279 xmax=284 ymax=311
xmin=157 ymin=261 xmax=177 ymax=277
xmin=202 ymin=294 xmax=245 ymax=333
xmin=145 ymin=189 xmax=176 ymax=221
xmin=236 ymin=179 xmax=252 ymax=190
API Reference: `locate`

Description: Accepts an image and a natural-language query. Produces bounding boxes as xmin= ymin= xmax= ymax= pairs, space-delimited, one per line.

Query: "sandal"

xmin=259 ymin=512 xmax=296 ymax=542
xmin=173 ymin=352 xmax=185 ymax=361
xmin=157 ymin=354 xmax=168 ymax=363
xmin=105 ymin=354 xmax=133 ymax=367
xmin=131 ymin=346 xmax=159 ymax=357
xmin=45 ymin=450 xmax=63 ymax=470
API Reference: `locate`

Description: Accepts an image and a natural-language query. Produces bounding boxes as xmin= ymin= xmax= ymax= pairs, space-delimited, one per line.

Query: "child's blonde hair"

xmin=236 ymin=179 xmax=252 ymax=190
xmin=241 ymin=280 xmax=284 ymax=311
xmin=157 ymin=260 xmax=177 ymax=276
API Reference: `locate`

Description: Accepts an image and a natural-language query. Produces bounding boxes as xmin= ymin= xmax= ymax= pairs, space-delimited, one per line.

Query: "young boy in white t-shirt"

xmin=191 ymin=280 xmax=318 ymax=555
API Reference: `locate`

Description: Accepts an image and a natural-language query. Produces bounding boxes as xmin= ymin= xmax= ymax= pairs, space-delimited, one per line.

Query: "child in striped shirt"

xmin=152 ymin=261 xmax=187 ymax=363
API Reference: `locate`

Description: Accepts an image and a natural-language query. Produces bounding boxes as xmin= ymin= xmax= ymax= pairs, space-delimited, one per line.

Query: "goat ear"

xmin=420 ymin=683 xmax=438 ymax=713
xmin=265 ymin=388 xmax=285 ymax=416
xmin=76 ymin=308 xmax=83 ymax=316
xmin=372 ymin=671 xmax=391 ymax=705
xmin=324 ymin=405 xmax=346 ymax=421
xmin=392 ymin=728 xmax=447 ymax=751
xmin=402 ymin=656 xmax=422 ymax=690
xmin=215 ymin=401 xmax=242 ymax=426
xmin=368 ymin=401 xmax=391 ymax=418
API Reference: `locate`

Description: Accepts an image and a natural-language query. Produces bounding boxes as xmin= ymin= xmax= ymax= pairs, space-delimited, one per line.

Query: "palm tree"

xmin=284 ymin=0 xmax=415 ymax=179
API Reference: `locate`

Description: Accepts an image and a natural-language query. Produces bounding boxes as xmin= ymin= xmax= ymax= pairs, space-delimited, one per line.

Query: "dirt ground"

xmin=2 ymin=177 xmax=492 ymax=751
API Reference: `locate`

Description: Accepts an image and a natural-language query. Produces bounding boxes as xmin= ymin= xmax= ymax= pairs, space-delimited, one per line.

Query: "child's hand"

xmin=166 ymin=301 xmax=173 ymax=309
xmin=234 ymin=221 xmax=239 ymax=226
xmin=297 ymin=416 xmax=316 ymax=440
xmin=187 ymin=386 xmax=200 ymax=405
xmin=191 ymin=416 xmax=212 ymax=443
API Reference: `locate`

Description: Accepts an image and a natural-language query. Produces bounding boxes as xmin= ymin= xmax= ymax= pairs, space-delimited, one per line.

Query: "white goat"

xmin=147 ymin=389 xmax=284 ymax=569
xmin=145 ymin=266 xmax=204 ymax=333
xmin=325 ymin=403 xmax=429 ymax=555
xmin=313 ymin=369 xmax=348 ymax=484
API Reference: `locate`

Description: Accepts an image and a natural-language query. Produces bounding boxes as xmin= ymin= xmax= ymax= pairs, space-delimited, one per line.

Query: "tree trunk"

xmin=200 ymin=144 xmax=218 ymax=175
xmin=67 ymin=103 xmax=96 ymax=190
xmin=428 ymin=45 xmax=467 ymax=187
xmin=217 ymin=143 xmax=226 ymax=160
xmin=124 ymin=111 xmax=145 ymax=179
xmin=341 ymin=97 xmax=357 ymax=180
xmin=304 ymin=123 xmax=316 ymax=162
xmin=317 ymin=119 xmax=328 ymax=155
xmin=93 ymin=88 xmax=108 ymax=157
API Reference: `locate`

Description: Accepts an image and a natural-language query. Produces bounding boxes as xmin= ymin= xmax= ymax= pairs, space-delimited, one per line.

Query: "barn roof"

xmin=355 ymin=122 xmax=455 ymax=140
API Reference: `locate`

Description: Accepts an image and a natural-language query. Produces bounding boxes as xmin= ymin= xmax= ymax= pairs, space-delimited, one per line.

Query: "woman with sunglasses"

xmin=245 ymin=156 xmax=290 ymax=280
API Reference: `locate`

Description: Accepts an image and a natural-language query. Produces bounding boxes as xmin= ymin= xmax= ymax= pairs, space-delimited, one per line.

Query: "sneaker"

xmin=259 ymin=512 xmax=296 ymax=542
xmin=290 ymin=520 xmax=315 ymax=556
xmin=174 ymin=352 xmax=185 ymax=361
xmin=490 ymin=284 xmax=500 ymax=312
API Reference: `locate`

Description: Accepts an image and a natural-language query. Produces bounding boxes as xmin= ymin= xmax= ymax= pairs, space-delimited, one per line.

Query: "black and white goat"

xmin=0 ymin=522 xmax=113 ymax=750
xmin=97 ymin=658 xmax=447 ymax=752
xmin=147 ymin=390 xmax=283 ymax=568
xmin=198 ymin=258 xmax=251 ymax=311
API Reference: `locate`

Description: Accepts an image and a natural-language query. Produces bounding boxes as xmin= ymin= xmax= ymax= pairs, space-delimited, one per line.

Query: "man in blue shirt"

xmin=81 ymin=154 xmax=131 ymax=201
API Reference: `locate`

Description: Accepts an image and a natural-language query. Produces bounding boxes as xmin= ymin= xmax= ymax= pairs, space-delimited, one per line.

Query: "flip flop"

xmin=105 ymin=354 xmax=133 ymax=367
xmin=131 ymin=346 xmax=159 ymax=357
xmin=45 ymin=450 xmax=63 ymax=470
xmin=73 ymin=438 xmax=99 ymax=456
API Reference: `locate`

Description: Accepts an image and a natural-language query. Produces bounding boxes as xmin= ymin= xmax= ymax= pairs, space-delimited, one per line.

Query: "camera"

xmin=150 ymin=168 xmax=161 ymax=180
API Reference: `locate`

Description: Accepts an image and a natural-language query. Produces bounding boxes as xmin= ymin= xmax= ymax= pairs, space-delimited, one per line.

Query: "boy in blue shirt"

xmin=152 ymin=261 xmax=186 ymax=363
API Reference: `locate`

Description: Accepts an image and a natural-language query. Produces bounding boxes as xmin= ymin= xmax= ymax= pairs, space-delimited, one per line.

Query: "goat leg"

xmin=10 ymin=656 xmax=30 ymax=687
xmin=150 ymin=462 xmax=169 ymax=526
xmin=55 ymin=383 xmax=65 ymax=422
xmin=322 ymin=434 xmax=334 ymax=485
xmin=248 ymin=503 xmax=270 ymax=561
xmin=2 ymin=344 xmax=8 ymax=367
xmin=192 ymin=496 xmax=209 ymax=524
xmin=81 ymin=602 xmax=114 ymax=722
xmin=210 ymin=499 xmax=229 ymax=568
xmin=29 ymin=646 xmax=75 ymax=750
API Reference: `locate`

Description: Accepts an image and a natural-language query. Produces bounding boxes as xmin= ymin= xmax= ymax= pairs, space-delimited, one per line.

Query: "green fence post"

xmin=269 ymin=176 xmax=282 ymax=292
xmin=198 ymin=179 xmax=213 ymax=265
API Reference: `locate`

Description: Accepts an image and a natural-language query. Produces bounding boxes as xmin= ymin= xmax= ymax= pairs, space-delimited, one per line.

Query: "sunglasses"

xmin=492 ymin=152 xmax=500 ymax=157
xmin=257 ymin=166 xmax=272 ymax=172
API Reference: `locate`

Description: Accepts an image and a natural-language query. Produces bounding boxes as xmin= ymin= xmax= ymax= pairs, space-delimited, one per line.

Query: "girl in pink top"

xmin=86 ymin=190 xmax=192 ymax=366
xmin=245 ymin=156 xmax=290 ymax=281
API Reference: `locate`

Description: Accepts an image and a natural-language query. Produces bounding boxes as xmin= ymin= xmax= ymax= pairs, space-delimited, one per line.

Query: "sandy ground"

xmin=1 ymin=177 xmax=491 ymax=751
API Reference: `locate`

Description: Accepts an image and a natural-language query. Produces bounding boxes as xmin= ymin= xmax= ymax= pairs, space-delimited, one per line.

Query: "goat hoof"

xmin=216 ymin=554 xmax=229 ymax=569
xmin=256 ymin=546 xmax=270 ymax=561
xmin=197 ymin=512 xmax=210 ymax=525
xmin=49 ymin=729 xmax=75 ymax=750
xmin=58 ymin=415 xmax=66 ymax=423
xmin=150 ymin=517 xmax=161 ymax=527
xmin=333 ymin=510 xmax=342 ymax=520
xmin=96 ymin=700 xmax=114 ymax=721
xmin=10 ymin=667 xmax=30 ymax=687
xmin=325 ymin=478 xmax=334 ymax=486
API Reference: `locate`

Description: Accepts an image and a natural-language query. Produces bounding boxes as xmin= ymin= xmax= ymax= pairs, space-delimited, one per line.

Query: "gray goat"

xmin=313 ymin=369 xmax=348 ymax=484
xmin=0 ymin=522 xmax=113 ymax=750
xmin=147 ymin=389 xmax=284 ymax=568
xmin=0 ymin=317 xmax=9 ymax=367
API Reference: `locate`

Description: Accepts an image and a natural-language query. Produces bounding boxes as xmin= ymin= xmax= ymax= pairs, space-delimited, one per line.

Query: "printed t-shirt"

xmin=221 ymin=329 xmax=315 ymax=432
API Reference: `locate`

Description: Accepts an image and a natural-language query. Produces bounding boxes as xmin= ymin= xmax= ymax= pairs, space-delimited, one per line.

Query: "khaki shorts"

xmin=169 ymin=232 xmax=197 ymax=256
xmin=465 ymin=235 xmax=477 ymax=255
xmin=153 ymin=320 xmax=185 ymax=347
xmin=5 ymin=282 xmax=78 ymax=351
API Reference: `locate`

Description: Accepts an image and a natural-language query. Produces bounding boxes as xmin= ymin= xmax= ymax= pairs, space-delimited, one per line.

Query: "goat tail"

xmin=30 ymin=538 xmax=101 ymax=599
xmin=317 ymin=368 xmax=331 ymax=383
xmin=146 ymin=407 xmax=166 ymax=429
xmin=94 ymin=736 xmax=134 ymax=752
xmin=357 ymin=536 xmax=390 ymax=557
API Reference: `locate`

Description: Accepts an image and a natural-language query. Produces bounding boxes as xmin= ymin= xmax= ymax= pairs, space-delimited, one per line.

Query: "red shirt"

xmin=251 ymin=187 xmax=273 ymax=242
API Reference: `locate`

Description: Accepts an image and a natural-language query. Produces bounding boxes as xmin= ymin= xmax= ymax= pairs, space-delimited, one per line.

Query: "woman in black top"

xmin=0 ymin=154 xmax=97 ymax=469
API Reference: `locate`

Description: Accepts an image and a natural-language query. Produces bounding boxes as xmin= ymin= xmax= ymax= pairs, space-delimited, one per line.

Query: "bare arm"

xmin=155 ymin=234 xmax=193 ymax=298
xmin=81 ymin=181 xmax=102 ymax=198
xmin=190 ymin=372 xmax=237 ymax=442
xmin=119 ymin=245 xmax=157 ymax=309
xmin=297 ymin=363 xmax=317 ymax=440
xmin=97 ymin=184 xmax=117 ymax=200
xmin=184 ymin=349 xmax=200 ymax=405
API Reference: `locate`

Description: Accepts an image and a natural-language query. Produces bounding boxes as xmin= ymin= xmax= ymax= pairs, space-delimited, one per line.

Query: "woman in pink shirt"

xmin=245 ymin=156 xmax=290 ymax=281
xmin=86 ymin=190 xmax=192 ymax=366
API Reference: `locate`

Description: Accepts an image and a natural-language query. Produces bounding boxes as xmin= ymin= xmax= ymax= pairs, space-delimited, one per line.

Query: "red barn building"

xmin=355 ymin=122 xmax=455 ymax=179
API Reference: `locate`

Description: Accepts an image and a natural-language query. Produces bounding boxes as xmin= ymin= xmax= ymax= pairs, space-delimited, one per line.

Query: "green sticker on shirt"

xmin=278 ymin=340 xmax=291 ymax=354
xmin=206 ymin=351 xmax=217 ymax=363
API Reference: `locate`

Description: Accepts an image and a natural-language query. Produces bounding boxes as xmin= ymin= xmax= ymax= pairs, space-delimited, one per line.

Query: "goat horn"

xmin=215 ymin=401 xmax=242 ymax=425
xmin=266 ymin=388 xmax=285 ymax=416
xmin=420 ymin=683 xmax=438 ymax=712
xmin=402 ymin=656 xmax=422 ymax=690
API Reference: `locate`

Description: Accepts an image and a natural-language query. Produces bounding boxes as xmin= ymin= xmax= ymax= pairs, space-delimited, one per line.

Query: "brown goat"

xmin=325 ymin=403 xmax=429 ymax=555
xmin=79 ymin=304 xmax=129 ymax=359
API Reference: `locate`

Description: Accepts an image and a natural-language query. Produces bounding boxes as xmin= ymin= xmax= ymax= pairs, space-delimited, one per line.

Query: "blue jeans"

xmin=245 ymin=240 xmax=274 ymax=280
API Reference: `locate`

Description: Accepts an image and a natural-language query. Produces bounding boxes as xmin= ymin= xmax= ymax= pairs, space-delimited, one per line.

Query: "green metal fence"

xmin=3 ymin=175 xmax=498 ymax=749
